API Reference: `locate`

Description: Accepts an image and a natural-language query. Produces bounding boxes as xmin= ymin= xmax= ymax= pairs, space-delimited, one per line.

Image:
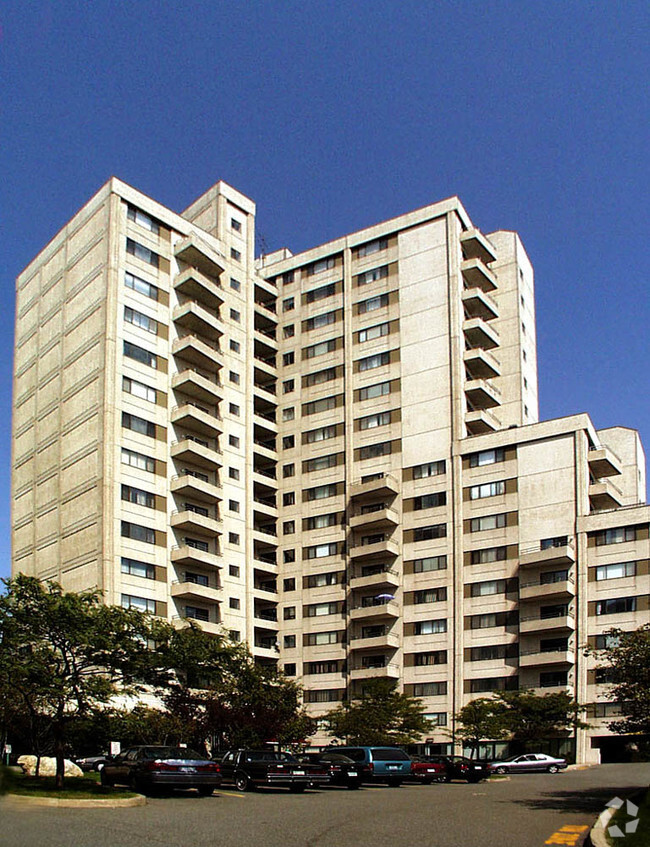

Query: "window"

xmin=304 ymin=310 xmax=337 ymax=330
xmin=412 ymin=682 xmax=447 ymax=697
xmin=283 ymin=578 xmax=296 ymax=592
xmin=126 ymin=238 xmax=159 ymax=268
xmin=283 ymin=325 xmax=295 ymax=338
xmin=229 ymin=435 xmax=240 ymax=448
xmin=231 ymin=248 xmax=241 ymax=261
xmin=231 ymin=218 xmax=242 ymax=232
xmin=413 ymin=555 xmax=447 ymax=573
xmin=128 ymin=206 xmax=160 ymax=234
xmin=305 ymin=513 xmax=339 ymax=530
xmin=124 ymin=305 xmax=157 ymax=334
xmin=470 ymin=513 xmax=507 ymax=532
xmin=359 ymin=441 xmax=392 ymax=460
xmin=469 ymin=480 xmax=506 ymax=499
xmin=230 ymin=277 xmax=241 ymax=291
xmin=121 ymin=448 xmax=155 ymax=473
xmin=540 ymin=569 xmax=569 ymax=584
xmin=283 ymin=521 xmax=295 ymax=535
xmin=124 ymin=340 xmax=157 ymax=369
xmin=470 ymin=546 xmax=508 ymax=565
xmin=358 ymin=293 xmax=389 ymax=315
xmin=121 ymin=557 xmax=155 ymax=579
xmin=122 ymin=412 xmax=156 ymax=439
xmin=470 ymin=580 xmax=507 ymax=597
xmin=595 ymin=597 xmax=637 ymax=615
xmin=303 ymin=396 xmax=338 ymax=416
xmin=414 ymin=619 xmax=447 ymax=635
xmin=229 ymin=339 xmax=241 ymax=353
xmin=283 ymin=606 xmax=296 ymax=620
xmin=230 ymin=308 xmax=241 ymax=323
xmin=358 ymin=352 xmax=390 ymax=372
xmin=283 ymin=492 xmax=295 ymax=506
xmin=305 ymin=424 xmax=338 ymax=443
xmin=306 ymin=484 xmax=338 ymax=501
xmin=283 ymin=379 xmax=295 ymax=394
xmin=284 ymin=635 xmax=296 ymax=648
xmin=229 ymin=403 xmax=240 ymax=416
xmin=357 ymin=238 xmax=387 ymax=258
xmin=358 ymin=381 xmax=390 ymax=401
xmin=414 ymin=588 xmax=447 ymax=604
xmin=283 ymin=351 xmax=295 ymax=366
xmin=281 ymin=271 xmax=294 ymax=285
xmin=305 ymin=542 xmax=338 ymax=559
xmin=413 ymin=524 xmax=447 ymax=542
xmin=471 ymin=613 xmax=500 ymax=629
xmin=413 ymin=460 xmax=446 ymax=479
xmin=121 ymin=521 xmax=156 ymax=544
xmin=284 ymin=550 xmax=296 ymax=563
xmin=414 ymin=651 xmax=447 ymax=666
xmin=305 ymin=339 xmax=337 ymax=358
xmin=594 ymin=633 xmax=623 ymax=650
xmin=121 ymin=593 xmax=155 ymax=613
xmin=304 ymin=367 xmax=337 ymax=386
xmin=470 ymin=448 xmax=506 ymax=467
xmin=358 ymin=322 xmax=390 ymax=343
xmin=305 ymin=602 xmax=340 ymax=617
xmin=125 ymin=271 xmax=159 ymax=301
xmin=284 ymin=663 xmax=296 ymax=676
xmin=121 ymin=484 xmax=155 ymax=509
xmin=185 ymin=537 xmax=209 ymax=552
xmin=229 ymin=371 xmax=240 ymax=385
xmin=540 ymin=671 xmax=568 ymax=688
xmin=228 ymin=499 xmax=240 ymax=513
xmin=359 ymin=411 xmax=391 ymax=430
xmin=229 ymin=565 xmax=240 ymax=577
xmin=282 ymin=407 xmax=295 ymax=421
xmin=185 ymin=606 xmax=209 ymax=621
xmin=595 ymin=562 xmax=636 ymax=580
xmin=470 ymin=677 xmax=519 ymax=693
xmin=305 ymin=631 xmax=339 ymax=646
xmin=307 ymin=661 xmax=339 ymax=675
xmin=306 ymin=282 xmax=336 ymax=303
xmin=305 ymin=690 xmax=342 ymax=703
xmin=305 ymin=453 xmax=338 ymax=472
xmin=413 ymin=492 xmax=447 ymax=510
xmin=228 ymin=467 xmax=240 ymax=480
xmin=136 ymin=350 xmax=168 ymax=397
xmin=306 ymin=571 xmax=340 ymax=588
xmin=228 ymin=532 xmax=240 ymax=545
xmin=595 ymin=527 xmax=637 ymax=546
xmin=282 ymin=435 xmax=295 ymax=450
xmin=229 ymin=597 xmax=241 ymax=609
xmin=356 ymin=264 xmax=389 ymax=286
xmin=308 ymin=257 xmax=335 ymax=275
xmin=282 ymin=464 xmax=295 ymax=478
xmin=470 ymin=645 xmax=514 ymax=661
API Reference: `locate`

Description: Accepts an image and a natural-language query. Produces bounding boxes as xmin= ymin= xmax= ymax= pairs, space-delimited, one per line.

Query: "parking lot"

xmin=3 ymin=763 xmax=649 ymax=847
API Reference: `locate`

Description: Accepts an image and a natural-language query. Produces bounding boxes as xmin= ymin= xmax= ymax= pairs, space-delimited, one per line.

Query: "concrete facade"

xmin=12 ymin=178 xmax=650 ymax=762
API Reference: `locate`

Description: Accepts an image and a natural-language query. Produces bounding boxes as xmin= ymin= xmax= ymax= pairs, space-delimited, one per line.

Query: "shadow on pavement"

xmin=508 ymin=785 xmax=642 ymax=814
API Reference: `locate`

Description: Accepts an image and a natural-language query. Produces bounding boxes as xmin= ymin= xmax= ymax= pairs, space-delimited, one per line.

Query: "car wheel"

xmin=235 ymin=773 xmax=251 ymax=792
xmin=346 ymin=781 xmax=361 ymax=790
xmin=128 ymin=774 xmax=140 ymax=793
xmin=495 ymin=766 xmax=507 ymax=775
xmin=198 ymin=786 xmax=214 ymax=796
xmin=547 ymin=765 xmax=559 ymax=774
xmin=100 ymin=769 xmax=112 ymax=787
xmin=289 ymin=784 xmax=306 ymax=793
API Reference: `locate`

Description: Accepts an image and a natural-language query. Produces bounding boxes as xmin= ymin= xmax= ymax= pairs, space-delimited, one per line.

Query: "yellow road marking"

xmin=216 ymin=790 xmax=247 ymax=798
xmin=544 ymin=824 xmax=589 ymax=845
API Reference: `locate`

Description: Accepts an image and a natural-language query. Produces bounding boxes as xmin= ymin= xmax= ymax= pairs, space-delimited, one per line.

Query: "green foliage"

xmin=455 ymin=698 xmax=509 ymax=756
xmin=595 ymin=625 xmax=650 ymax=736
xmin=323 ymin=679 xmax=432 ymax=746
xmin=495 ymin=690 xmax=588 ymax=745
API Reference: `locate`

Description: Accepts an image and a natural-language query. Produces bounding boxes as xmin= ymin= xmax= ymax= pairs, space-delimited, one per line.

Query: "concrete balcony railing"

xmin=171 ymin=580 xmax=222 ymax=604
xmin=518 ymin=539 xmax=576 ymax=569
xmin=171 ymin=403 xmax=223 ymax=438
xmin=349 ymin=663 xmax=400 ymax=681
xmin=348 ymin=568 xmax=400 ymax=592
xmin=171 ymin=544 xmax=222 ymax=570
xmin=350 ymin=506 xmax=399 ymax=530
xmin=172 ymin=334 xmax=223 ymax=370
xmin=173 ymin=265 xmax=224 ymax=309
xmin=460 ymin=229 xmax=497 ymax=265
xmin=589 ymin=478 xmax=624 ymax=511
xmin=588 ymin=445 xmax=622 ymax=478
xmin=519 ymin=576 xmax=575 ymax=602
xmin=349 ymin=600 xmax=400 ymax=621
xmin=465 ymin=408 xmax=501 ymax=435
xmin=348 ymin=629 xmax=400 ymax=651
xmin=348 ymin=537 xmax=399 ymax=560
xmin=460 ymin=257 xmax=497 ymax=292
xmin=463 ymin=316 xmax=500 ymax=350
xmin=465 ymin=377 xmax=501 ymax=410
xmin=172 ymin=301 xmax=223 ymax=338
xmin=172 ymin=368 xmax=222 ymax=404
xmin=519 ymin=649 xmax=575 ymax=668
xmin=170 ymin=437 xmax=222 ymax=470
xmin=462 ymin=286 xmax=499 ymax=321
xmin=349 ymin=473 xmax=399 ymax=500
xmin=174 ymin=233 xmax=225 ymax=279
xmin=171 ymin=509 xmax=223 ymax=537
xmin=519 ymin=612 xmax=576 ymax=634
xmin=463 ymin=347 xmax=501 ymax=380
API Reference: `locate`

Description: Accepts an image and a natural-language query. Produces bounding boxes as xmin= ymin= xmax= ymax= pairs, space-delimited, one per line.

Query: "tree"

xmin=0 ymin=575 xmax=170 ymax=787
xmin=496 ymin=690 xmax=588 ymax=751
xmin=455 ymin=698 xmax=508 ymax=758
xmin=594 ymin=625 xmax=650 ymax=736
xmin=323 ymin=679 xmax=432 ymax=746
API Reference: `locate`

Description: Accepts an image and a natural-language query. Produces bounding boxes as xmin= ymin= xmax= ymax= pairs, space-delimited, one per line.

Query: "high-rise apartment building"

xmin=12 ymin=178 xmax=649 ymax=763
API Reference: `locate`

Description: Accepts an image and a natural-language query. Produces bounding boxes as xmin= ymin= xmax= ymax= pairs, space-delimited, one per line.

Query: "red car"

xmin=408 ymin=756 xmax=447 ymax=784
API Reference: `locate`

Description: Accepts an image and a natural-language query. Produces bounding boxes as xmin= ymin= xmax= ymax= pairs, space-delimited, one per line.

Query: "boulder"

xmin=17 ymin=755 xmax=84 ymax=777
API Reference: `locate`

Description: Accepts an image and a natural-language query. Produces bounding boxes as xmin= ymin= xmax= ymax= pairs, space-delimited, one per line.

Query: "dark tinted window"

xmin=334 ymin=748 xmax=365 ymax=762
xmin=371 ymin=748 xmax=410 ymax=761
xmin=141 ymin=747 xmax=205 ymax=760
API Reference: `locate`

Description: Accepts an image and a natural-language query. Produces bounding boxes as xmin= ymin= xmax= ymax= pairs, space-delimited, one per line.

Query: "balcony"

xmin=460 ymin=258 xmax=497 ymax=292
xmin=253 ymin=410 xmax=278 ymax=434
xmin=253 ymin=497 xmax=278 ymax=518
xmin=465 ymin=378 xmax=501 ymax=409
xmin=519 ymin=613 xmax=576 ymax=634
xmin=252 ymin=524 xmax=278 ymax=543
xmin=170 ymin=437 xmax=222 ymax=470
xmin=171 ymin=580 xmax=222 ymax=604
xmin=172 ymin=334 xmax=222 ymax=370
xmin=173 ymin=616 xmax=223 ymax=637
xmin=520 ymin=577 xmax=575 ymax=602
xmin=464 ymin=348 xmax=500 ymax=380
xmin=253 ymin=555 xmax=278 ymax=575
xmin=253 ymin=583 xmax=278 ymax=602
xmin=171 ymin=403 xmax=222 ymax=438
xmin=173 ymin=266 xmax=224 ymax=309
xmin=253 ymin=642 xmax=279 ymax=659
xmin=519 ymin=540 xmax=576 ymax=569
xmin=350 ymin=473 xmax=399 ymax=501
xmin=253 ymin=327 xmax=278 ymax=350
xmin=588 ymin=446 xmax=622 ymax=478
xmin=462 ymin=287 xmax=498 ymax=321
xmin=171 ymin=545 xmax=222 ymax=570
xmin=589 ymin=478 xmax=624 ymax=511
xmin=463 ymin=317 xmax=500 ymax=350
xmin=349 ymin=629 xmax=400 ymax=651
xmin=349 ymin=600 xmax=400 ymax=620
xmin=465 ymin=408 xmax=501 ymax=435
xmin=349 ymin=663 xmax=400 ymax=681
xmin=172 ymin=369 xmax=222 ymax=404
xmin=253 ymin=467 xmax=278 ymax=490
xmin=519 ymin=649 xmax=575 ymax=669
xmin=174 ymin=233 xmax=225 ymax=279
xmin=460 ymin=229 xmax=497 ymax=265
xmin=349 ymin=537 xmax=399 ymax=560
xmin=171 ymin=509 xmax=223 ymax=537
xmin=171 ymin=473 xmax=222 ymax=504
xmin=254 ymin=383 xmax=278 ymax=406
xmin=350 ymin=507 xmax=399 ymax=530
xmin=349 ymin=568 xmax=400 ymax=592
xmin=172 ymin=301 xmax=223 ymax=338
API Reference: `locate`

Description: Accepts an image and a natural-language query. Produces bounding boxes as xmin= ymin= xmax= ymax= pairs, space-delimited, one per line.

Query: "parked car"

xmin=426 ymin=755 xmax=489 ymax=783
xmin=219 ymin=749 xmax=330 ymax=792
xmin=100 ymin=745 xmax=221 ymax=795
xmin=407 ymin=756 xmax=447 ymax=784
xmin=298 ymin=751 xmax=364 ymax=789
xmin=488 ymin=753 xmax=568 ymax=774
xmin=74 ymin=753 xmax=109 ymax=772
xmin=323 ymin=746 xmax=411 ymax=786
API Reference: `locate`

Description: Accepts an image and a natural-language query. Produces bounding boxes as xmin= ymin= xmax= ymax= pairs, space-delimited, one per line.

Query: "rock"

xmin=17 ymin=755 xmax=84 ymax=777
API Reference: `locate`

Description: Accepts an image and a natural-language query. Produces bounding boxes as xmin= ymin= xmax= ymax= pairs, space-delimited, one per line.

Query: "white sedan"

xmin=489 ymin=753 xmax=568 ymax=774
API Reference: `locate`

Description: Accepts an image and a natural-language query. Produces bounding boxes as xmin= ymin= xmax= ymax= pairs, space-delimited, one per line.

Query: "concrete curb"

xmin=3 ymin=792 xmax=146 ymax=808
xmin=588 ymin=808 xmax=613 ymax=847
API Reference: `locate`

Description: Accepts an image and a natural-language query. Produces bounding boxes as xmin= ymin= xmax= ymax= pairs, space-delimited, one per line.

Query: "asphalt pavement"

xmin=2 ymin=763 xmax=649 ymax=847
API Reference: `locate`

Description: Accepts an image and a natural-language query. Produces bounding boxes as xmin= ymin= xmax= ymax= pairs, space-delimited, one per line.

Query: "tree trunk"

xmin=54 ymin=726 xmax=66 ymax=790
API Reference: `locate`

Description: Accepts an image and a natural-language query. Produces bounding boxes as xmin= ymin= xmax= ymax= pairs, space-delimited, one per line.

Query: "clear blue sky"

xmin=1 ymin=1 xmax=648 ymax=581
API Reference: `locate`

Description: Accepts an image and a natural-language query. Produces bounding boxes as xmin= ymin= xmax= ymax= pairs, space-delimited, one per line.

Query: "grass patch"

xmin=607 ymin=789 xmax=650 ymax=846
xmin=0 ymin=766 xmax=136 ymax=799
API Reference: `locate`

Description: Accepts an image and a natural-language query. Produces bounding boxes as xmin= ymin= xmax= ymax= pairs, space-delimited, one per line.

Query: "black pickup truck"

xmin=218 ymin=749 xmax=329 ymax=792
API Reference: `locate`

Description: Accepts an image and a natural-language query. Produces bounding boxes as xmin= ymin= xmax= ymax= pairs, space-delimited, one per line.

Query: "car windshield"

xmin=371 ymin=749 xmax=410 ymax=761
xmin=142 ymin=747 xmax=206 ymax=761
